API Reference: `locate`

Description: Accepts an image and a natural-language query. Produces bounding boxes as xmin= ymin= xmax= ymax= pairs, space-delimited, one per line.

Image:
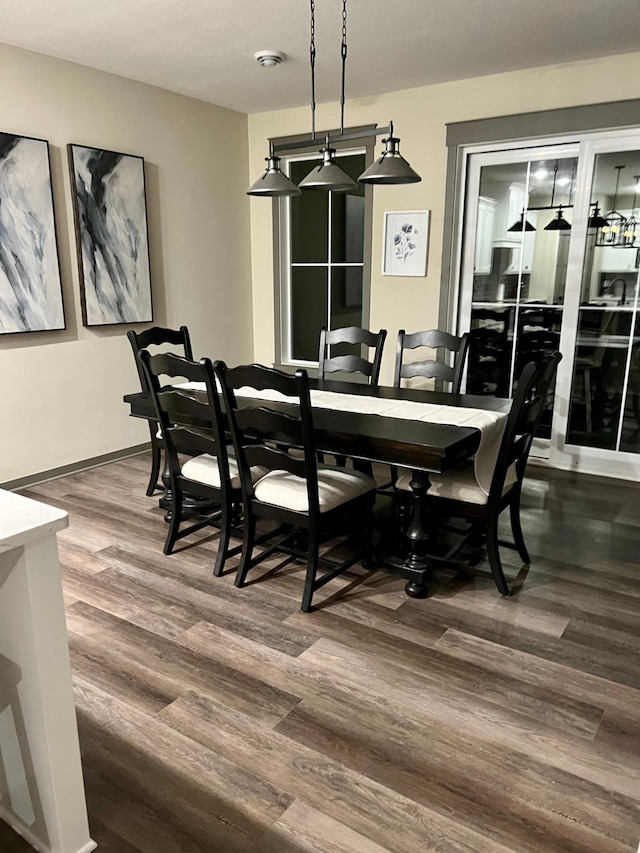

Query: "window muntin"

xmin=281 ymin=149 xmax=368 ymax=366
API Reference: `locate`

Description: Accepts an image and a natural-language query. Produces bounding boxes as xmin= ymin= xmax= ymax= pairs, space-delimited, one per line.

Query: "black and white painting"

xmin=68 ymin=144 xmax=152 ymax=326
xmin=0 ymin=132 xmax=65 ymax=334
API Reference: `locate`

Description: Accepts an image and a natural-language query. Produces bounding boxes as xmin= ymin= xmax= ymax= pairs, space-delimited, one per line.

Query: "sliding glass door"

xmin=459 ymin=143 xmax=579 ymax=451
xmin=563 ymin=140 xmax=640 ymax=463
xmin=457 ymin=130 xmax=640 ymax=480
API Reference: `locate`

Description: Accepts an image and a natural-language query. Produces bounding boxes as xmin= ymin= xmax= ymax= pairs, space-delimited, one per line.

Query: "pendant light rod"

xmin=568 ymin=159 xmax=576 ymax=207
xmin=612 ymin=164 xmax=623 ymax=209
xmin=309 ymin=0 xmax=316 ymax=139
xmin=340 ymin=0 xmax=347 ymax=135
xmin=549 ymin=161 xmax=559 ymax=208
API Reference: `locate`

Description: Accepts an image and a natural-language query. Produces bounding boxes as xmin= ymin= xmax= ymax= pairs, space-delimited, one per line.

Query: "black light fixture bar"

xmin=272 ymin=123 xmax=393 ymax=155
xmin=526 ymin=203 xmax=574 ymax=211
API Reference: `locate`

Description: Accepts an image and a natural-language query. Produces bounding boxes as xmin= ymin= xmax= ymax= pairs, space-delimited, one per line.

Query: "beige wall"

xmin=0 ymin=44 xmax=253 ymax=484
xmin=248 ymin=51 xmax=640 ymax=384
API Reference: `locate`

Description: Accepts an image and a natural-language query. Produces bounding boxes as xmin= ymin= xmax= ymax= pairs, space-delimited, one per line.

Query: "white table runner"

xmin=175 ymin=383 xmax=509 ymax=495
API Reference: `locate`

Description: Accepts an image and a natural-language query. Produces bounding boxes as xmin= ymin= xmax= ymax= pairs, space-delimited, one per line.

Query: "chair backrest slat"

xmin=318 ymin=326 xmax=387 ymax=385
xmin=394 ymin=329 xmax=469 ymax=392
xmin=127 ymin=325 xmax=193 ymax=392
xmin=234 ymin=406 xmax=305 ymax=449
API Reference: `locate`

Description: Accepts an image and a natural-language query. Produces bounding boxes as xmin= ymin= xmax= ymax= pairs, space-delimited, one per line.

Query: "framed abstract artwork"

xmin=382 ymin=210 xmax=429 ymax=277
xmin=0 ymin=131 xmax=65 ymax=334
xmin=68 ymin=144 xmax=153 ymax=326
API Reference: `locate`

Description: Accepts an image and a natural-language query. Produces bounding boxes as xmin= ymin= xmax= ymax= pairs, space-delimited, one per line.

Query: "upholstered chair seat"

xmin=253 ymin=465 xmax=375 ymax=513
xmin=395 ymin=461 xmax=516 ymax=505
xmin=182 ymin=454 xmax=266 ymax=491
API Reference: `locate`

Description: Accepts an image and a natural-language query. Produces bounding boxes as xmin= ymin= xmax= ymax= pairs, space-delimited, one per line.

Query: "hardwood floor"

xmin=3 ymin=454 xmax=639 ymax=851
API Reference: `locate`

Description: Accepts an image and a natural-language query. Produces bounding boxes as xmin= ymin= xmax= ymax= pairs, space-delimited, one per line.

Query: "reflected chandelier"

xmin=594 ymin=165 xmax=639 ymax=249
xmin=247 ymin=0 xmax=421 ymax=197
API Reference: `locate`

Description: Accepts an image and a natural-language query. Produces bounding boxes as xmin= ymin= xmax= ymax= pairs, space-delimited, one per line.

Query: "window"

xmin=277 ymin=146 xmax=372 ymax=366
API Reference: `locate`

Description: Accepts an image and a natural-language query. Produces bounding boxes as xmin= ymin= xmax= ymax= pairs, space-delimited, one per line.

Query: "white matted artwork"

xmin=382 ymin=210 xmax=429 ymax=277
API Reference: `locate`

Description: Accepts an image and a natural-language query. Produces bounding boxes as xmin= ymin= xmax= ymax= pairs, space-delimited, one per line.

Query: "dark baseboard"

xmin=2 ymin=443 xmax=151 ymax=492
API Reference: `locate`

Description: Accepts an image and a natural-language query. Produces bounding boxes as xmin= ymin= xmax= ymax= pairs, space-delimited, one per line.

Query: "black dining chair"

xmin=466 ymin=309 xmax=511 ymax=396
xmin=395 ymin=352 xmax=562 ymax=595
xmin=139 ymin=351 xmax=256 ymax=576
xmin=318 ymin=326 xmax=387 ymax=385
xmin=394 ymin=329 xmax=469 ymax=392
xmin=215 ymin=361 xmax=377 ymax=612
xmin=127 ymin=325 xmax=193 ymax=496
xmin=317 ymin=325 xmax=387 ymax=471
xmin=382 ymin=328 xmax=470 ymax=493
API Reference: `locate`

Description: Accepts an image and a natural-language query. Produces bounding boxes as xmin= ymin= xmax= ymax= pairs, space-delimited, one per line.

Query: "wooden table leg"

xmin=402 ymin=469 xmax=432 ymax=598
xmin=377 ymin=469 xmax=433 ymax=598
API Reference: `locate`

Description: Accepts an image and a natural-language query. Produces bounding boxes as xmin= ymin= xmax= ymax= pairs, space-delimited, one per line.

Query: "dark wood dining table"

xmin=124 ymin=378 xmax=510 ymax=598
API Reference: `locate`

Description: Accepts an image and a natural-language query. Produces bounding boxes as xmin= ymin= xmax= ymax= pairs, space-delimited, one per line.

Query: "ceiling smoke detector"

xmin=254 ymin=50 xmax=285 ymax=68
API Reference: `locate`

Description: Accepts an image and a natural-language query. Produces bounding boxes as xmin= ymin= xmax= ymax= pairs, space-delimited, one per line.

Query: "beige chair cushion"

xmin=396 ymin=461 xmax=515 ymax=506
xmin=156 ymin=426 xmax=163 ymax=439
xmin=253 ymin=464 xmax=375 ymax=513
xmin=181 ymin=454 xmax=265 ymax=490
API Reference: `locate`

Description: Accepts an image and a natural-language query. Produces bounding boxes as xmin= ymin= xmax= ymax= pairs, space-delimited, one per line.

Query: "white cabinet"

xmin=474 ymin=196 xmax=498 ymax=274
xmin=504 ymin=182 xmax=527 ymax=243
xmin=488 ymin=181 xmax=529 ymax=244
xmin=505 ymin=213 xmax=537 ymax=273
xmin=0 ymin=490 xmax=96 ymax=853
xmin=598 ymin=245 xmax=638 ymax=272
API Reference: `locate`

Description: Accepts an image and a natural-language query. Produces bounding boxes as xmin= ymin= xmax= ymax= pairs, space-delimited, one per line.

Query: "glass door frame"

xmin=553 ymin=131 xmax=640 ymax=479
xmin=452 ymin=127 xmax=640 ymax=481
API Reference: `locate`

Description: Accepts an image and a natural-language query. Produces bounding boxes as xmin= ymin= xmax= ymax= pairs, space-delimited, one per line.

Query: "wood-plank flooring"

xmin=2 ymin=454 xmax=639 ymax=852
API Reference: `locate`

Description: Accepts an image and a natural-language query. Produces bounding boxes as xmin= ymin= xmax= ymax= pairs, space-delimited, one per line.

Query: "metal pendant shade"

xmin=507 ymin=211 xmax=536 ymax=233
xmin=359 ymin=130 xmax=421 ymax=185
xmin=298 ymin=143 xmax=357 ymax=192
xmin=247 ymin=146 xmax=301 ymax=197
xmin=588 ymin=203 xmax=607 ymax=229
xmin=544 ymin=205 xmax=571 ymax=231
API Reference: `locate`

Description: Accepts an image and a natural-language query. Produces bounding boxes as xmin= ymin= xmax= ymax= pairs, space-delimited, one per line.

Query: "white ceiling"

xmin=1 ymin=0 xmax=639 ymax=115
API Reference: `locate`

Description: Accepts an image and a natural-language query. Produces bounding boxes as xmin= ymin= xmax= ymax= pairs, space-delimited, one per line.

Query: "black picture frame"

xmin=0 ymin=131 xmax=65 ymax=335
xmin=68 ymin=143 xmax=153 ymax=327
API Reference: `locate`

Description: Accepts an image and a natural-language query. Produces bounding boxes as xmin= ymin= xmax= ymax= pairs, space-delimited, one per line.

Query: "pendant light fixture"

xmin=507 ymin=211 xmax=536 ymax=233
xmin=298 ymin=133 xmax=357 ymax=191
xmin=621 ymin=175 xmax=639 ymax=247
xmin=247 ymin=0 xmax=420 ymax=196
xmin=543 ymin=161 xmax=571 ymax=231
xmin=596 ymin=165 xmax=626 ymax=246
xmin=358 ymin=121 xmax=421 ymax=185
xmin=509 ymin=159 xmax=576 ymax=232
xmin=298 ymin=0 xmax=356 ymax=192
xmin=247 ymin=141 xmax=301 ymax=197
xmin=544 ymin=204 xmax=571 ymax=231
xmin=588 ymin=202 xmax=608 ymax=229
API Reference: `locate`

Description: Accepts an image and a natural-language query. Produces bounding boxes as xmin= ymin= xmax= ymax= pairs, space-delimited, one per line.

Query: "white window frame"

xmin=278 ymin=146 xmax=369 ymax=368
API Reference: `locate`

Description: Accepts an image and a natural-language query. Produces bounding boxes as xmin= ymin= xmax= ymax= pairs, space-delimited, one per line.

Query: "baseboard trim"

xmin=2 ymin=444 xmax=151 ymax=491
